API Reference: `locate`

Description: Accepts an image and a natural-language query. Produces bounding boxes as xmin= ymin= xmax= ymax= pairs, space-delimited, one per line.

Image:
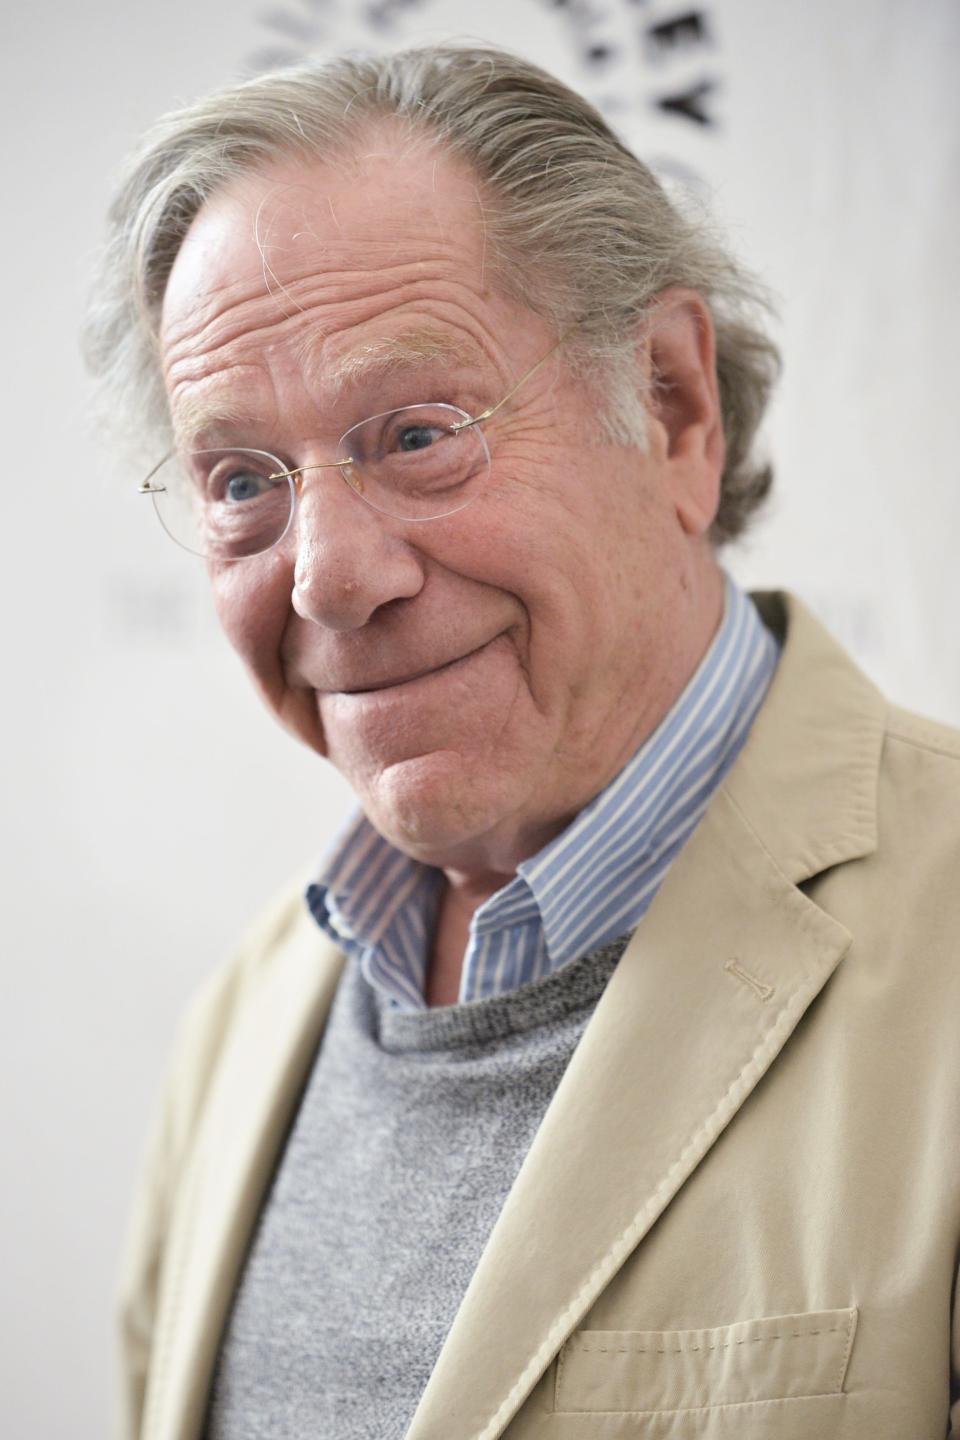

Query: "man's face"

xmin=160 ymin=136 xmax=722 ymax=875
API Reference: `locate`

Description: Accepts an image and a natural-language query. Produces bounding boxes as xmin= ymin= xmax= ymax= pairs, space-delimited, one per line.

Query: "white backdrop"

xmin=2 ymin=3 xmax=957 ymax=1436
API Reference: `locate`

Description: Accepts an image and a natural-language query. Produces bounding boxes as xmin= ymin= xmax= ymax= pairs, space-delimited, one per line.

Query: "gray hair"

xmin=84 ymin=44 xmax=780 ymax=543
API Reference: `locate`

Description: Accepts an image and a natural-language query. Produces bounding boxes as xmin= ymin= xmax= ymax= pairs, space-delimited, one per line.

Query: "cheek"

xmin=212 ymin=559 xmax=327 ymax=755
xmin=477 ymin=460 xmax=677 ymax=707
xmin=469 ymin=451 xmax=654 ymax=623
xmin=210 ymin=557 xmax=291 ymax=699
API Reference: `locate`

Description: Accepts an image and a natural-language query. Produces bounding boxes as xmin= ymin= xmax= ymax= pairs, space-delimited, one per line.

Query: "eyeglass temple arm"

xmin=449 ymin=335 xmax=569 ymax=433
xmin=268 ymin=458 xmax=354 ymax=482
xmin=139 ymin=455 xmax=170 ymax=494
xmin=136 ymin=453 xmax=353 ymax=492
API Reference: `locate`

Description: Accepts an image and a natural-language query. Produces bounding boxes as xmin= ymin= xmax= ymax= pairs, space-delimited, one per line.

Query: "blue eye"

xmin=225 ymin=470 xmax=269 ymax=503
xmin=396 ymin=424 xmax=442 ymax=453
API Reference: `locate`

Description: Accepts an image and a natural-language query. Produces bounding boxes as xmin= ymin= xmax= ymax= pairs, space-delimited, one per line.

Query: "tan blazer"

xmin=118 ymin=593 xmax=960 ymax=1439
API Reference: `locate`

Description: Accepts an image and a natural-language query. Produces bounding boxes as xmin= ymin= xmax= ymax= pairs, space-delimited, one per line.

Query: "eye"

xmin=223 ymin=469 xmax=271 ymax=503
xmin=197 ymin=455 xmax=277 ymax=504
xmin=393 ymin=423 xmax=445 ymax=454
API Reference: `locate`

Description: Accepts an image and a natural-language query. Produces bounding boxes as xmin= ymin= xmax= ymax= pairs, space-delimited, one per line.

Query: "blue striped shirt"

xmin=306 ymin=576 xmax=778 ymax=1010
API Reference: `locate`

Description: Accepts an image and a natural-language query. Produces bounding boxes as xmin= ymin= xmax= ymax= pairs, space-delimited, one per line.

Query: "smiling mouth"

xmin=337 ymin=638 xmax=496 ymax=696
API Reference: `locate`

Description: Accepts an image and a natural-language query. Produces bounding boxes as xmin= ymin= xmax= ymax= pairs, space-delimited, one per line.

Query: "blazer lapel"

xmin=407 ymin=594 xmax=886 ymax=1440
xmin=143 ymin=915 xmax=345 ymax=1440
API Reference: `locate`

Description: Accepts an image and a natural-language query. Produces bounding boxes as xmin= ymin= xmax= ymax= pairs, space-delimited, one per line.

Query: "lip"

xmin=332 ymin=637 xmax=498 ymax=696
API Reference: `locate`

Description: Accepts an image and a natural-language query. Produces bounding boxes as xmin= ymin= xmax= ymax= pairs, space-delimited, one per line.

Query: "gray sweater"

xmin=205 ymin=934 xmax=630 ymax=1439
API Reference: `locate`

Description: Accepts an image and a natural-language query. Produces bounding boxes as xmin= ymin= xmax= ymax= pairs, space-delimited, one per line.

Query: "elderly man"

xmin=88 ymin=45 xmax=960 ymax=1440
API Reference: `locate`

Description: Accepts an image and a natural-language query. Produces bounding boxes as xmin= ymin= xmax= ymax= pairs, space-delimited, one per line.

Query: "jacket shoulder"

xmin=880 ymin=703 xmax=960 ymax=829
xmin=869 ymin=704 xmax=960 ymax=921
xmin=884 ymin=702 xmax=960 ymax=762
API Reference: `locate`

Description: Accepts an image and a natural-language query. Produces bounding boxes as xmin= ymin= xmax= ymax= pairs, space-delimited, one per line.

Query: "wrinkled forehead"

xmin=160 ymin=134 xmax=490 ymax=345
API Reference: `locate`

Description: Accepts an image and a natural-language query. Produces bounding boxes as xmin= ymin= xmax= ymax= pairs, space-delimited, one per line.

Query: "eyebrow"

xmin=168 ymin=394 xmax=256 ymax=451
xmin=298 ymin=326 xmax=485 ymax=400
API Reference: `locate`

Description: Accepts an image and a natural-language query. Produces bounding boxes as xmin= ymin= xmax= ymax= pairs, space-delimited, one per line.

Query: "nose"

xmin=288 ymin=468 xmax=425 ymax=631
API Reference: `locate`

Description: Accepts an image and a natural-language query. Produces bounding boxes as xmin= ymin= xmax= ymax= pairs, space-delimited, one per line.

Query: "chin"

xmin=354 ymin=749 xmax=525 ymax=870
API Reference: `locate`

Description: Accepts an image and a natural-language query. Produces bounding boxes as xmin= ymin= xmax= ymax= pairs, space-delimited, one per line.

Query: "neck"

xmin=426 ymin=867 xmax=510 ymax=1007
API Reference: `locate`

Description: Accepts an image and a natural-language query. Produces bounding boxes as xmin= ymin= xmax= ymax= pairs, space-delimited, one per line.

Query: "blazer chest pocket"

xmin=555 ymin=1307 xmax=858 ymax=1414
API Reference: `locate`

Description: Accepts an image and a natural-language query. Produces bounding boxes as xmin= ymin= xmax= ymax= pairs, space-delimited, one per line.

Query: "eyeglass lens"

xmin=338 ymin=404 xmax=489 ymax=521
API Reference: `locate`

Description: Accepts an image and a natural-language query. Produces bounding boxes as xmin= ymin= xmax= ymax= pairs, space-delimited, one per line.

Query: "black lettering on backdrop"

xmin=655 ymin=77 xmax=717 ymax=126
xmin=641 ymin=6 xmax=718 ymax=128
xmin=645 ymin=9 xmax=710 ymax=59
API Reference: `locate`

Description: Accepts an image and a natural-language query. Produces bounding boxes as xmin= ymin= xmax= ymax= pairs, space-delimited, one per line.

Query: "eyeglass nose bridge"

xmin=270 ymin=455 xmax=366 ymax=499
xmin=270 ymin=456 xmax=355 ymax=486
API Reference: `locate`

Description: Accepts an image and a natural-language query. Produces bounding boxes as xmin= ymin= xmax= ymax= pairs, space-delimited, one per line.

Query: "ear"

xmin=646 ymin=288 xmax=725 ymax=538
